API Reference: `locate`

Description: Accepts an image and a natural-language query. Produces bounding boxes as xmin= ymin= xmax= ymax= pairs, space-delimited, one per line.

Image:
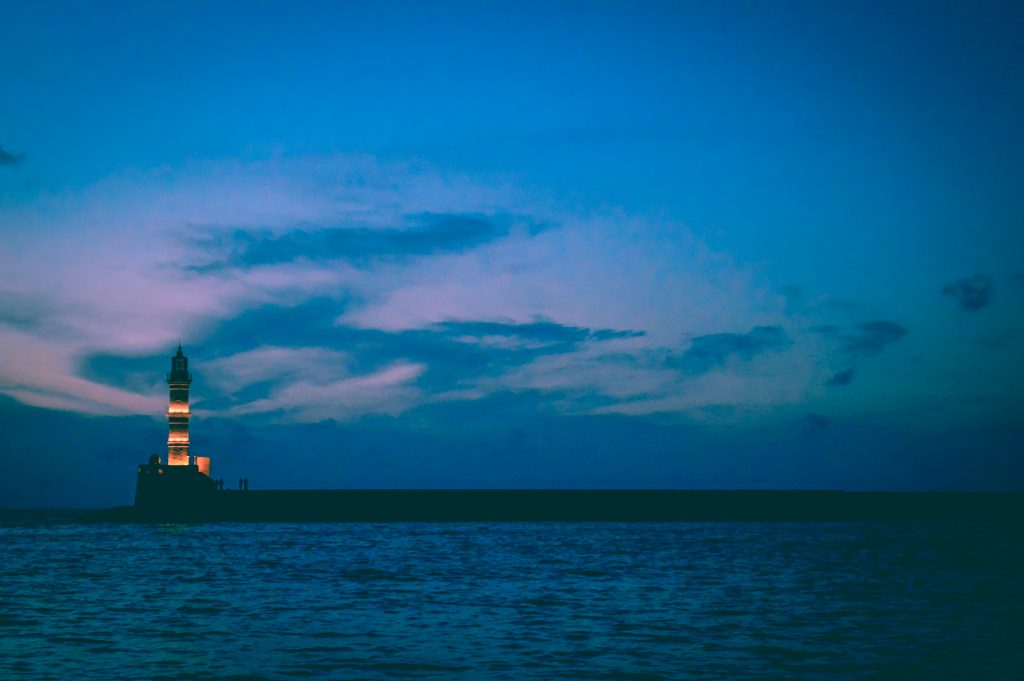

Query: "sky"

xmin=1 ymin=1 xmax=1022 ymax=506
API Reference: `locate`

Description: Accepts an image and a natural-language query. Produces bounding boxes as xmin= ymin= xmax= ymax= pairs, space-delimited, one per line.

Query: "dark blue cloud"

xmin=812 ymin=321 xmax=907 ymax=358
xmin=80 ymin=353 xmax=168 ymax=393
xmin=189 ymin=212 xmax=529 ymax=271
xmin=802 ymin=413 xmax=830 ymax=435
xmin=670 ymin=326 xmax=790 ymax=374
xmin=0 ymin=145 xmax=25 ymax=167
xmin=79 ymin=301 xmax=643 ymax=411
xmin=942 ymin=274 xmax=993 ymax=311
xmin=844 ymin=322 xmax=907 ymax=356
xmin=826 ymin=367 xmax=855 ymax=387
xmin=200 ymin=297 xmax=348 ymax=354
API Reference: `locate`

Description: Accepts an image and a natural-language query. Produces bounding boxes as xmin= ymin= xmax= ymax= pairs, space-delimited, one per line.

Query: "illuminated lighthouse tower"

xmin=166 ymin=345 xmax=193 ymax=466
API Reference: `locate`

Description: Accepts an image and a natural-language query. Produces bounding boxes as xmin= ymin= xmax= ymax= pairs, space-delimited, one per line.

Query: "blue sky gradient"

xmin=2 ymin=2 xmax=1022 ymax=505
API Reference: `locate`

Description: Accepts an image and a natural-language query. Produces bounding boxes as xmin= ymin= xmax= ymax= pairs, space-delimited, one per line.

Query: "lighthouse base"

xmin=134 ymin=461 xmax=218 ymax=521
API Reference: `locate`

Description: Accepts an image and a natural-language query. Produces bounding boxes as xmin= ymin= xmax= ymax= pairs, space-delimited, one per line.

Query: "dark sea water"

xmin=1 ymin=516 xmax=1021 ymax=680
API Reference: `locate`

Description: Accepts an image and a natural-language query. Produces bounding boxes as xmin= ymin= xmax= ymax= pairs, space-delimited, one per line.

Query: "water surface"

xmin=1 ymin=517 xmax=1021 ymax=679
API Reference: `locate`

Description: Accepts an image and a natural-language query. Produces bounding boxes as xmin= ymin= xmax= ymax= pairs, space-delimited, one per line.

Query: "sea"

xmin=0 ymin=515 xmax=1021 ymax=680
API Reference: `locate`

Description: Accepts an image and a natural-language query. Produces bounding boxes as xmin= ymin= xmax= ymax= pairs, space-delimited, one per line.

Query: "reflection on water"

xmin=0 ymin=518 xmax=1021 ymax=680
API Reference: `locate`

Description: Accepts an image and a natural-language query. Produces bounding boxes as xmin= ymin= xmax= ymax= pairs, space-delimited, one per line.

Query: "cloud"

xmin=0 ymin=145 xmax=25 ymax=167
xmin=844 ymin=321 xmax=907 ymax=356
xmin=335 ymin=211 xmax=774 ymax=339
xmin=202 ymin=346 xmax=351 ymax=395
xmin=103 ymin=305 xmax=651 ymax=421
xmin=826 ymin=367 xmax=855 ymax=386
xmin=813 ymin=321 xmax=907 ymax=358
xmin=0 ymin=324 xmax=163 ymax=416
xmin=670 ymin=326 xmax=790 ymax=374
xmin=0 ymin=153 xmax=784 ymax=421
xmin=229 ymin=362 xmax=426 ymax=422
xmin=802 ymin=412 xmax=830 ymax=434
xmin=190 ymin=212 xmax=525 ymax=271
xmin=79 ymin=352 xmax=168 ymax=395
xmin=488 ymin=347 xmax=677 ymax=409
xmin=195 ymin=299 xmax=644 ymax=388
xmin=942 ymin=274 xmax=993 ymax=311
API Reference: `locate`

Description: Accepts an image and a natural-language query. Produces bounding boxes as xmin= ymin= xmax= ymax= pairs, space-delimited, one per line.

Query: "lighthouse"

xmin=134 ymin=347 xmax=216 ymax=516
xmin=166 ymin=344 xmax=193 ymax=466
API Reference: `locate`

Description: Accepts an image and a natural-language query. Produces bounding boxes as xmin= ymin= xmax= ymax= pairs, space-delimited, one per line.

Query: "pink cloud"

xmin=230 ymin=362 xmax=426 ymax=422
xmin=1 ymin=152 xmax=804 ymax=421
